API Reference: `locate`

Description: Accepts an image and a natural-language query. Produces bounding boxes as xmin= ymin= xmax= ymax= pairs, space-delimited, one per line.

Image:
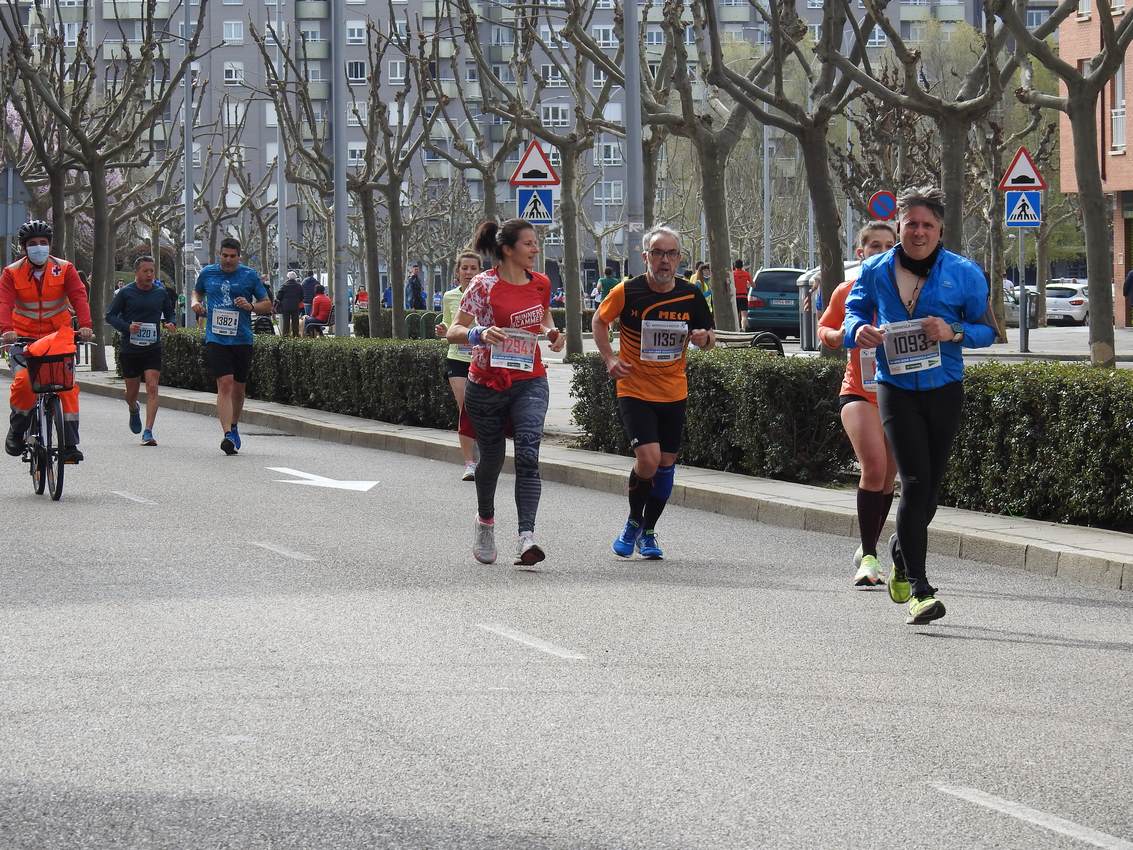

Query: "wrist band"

xmin=468 ymin=325 xmax=485 ymax=346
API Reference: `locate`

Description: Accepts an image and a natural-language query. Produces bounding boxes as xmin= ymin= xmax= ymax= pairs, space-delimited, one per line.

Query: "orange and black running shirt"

xmin=597 ymin=275 xmax=714 ymax=402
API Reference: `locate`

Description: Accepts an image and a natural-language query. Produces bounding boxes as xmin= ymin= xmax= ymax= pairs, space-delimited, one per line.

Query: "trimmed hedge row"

xmin=571 ymin=351 xmax=1133 ymax=531
xmin=353 ymin=307 xmax=596 ymax=338
xmin=160 ymin=330 xmax=457 ymax=429
xmin=570 ymin=349 xmax=852 ymax=484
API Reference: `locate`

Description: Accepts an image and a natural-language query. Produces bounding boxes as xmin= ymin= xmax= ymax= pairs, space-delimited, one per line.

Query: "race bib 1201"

xmin=640 ymin=319 xmax=688 ymax=362
xmin=882 ymin=320 xmax=941 ymax=375
xmin=212 ymin=308 xmax=240 ymax=337
xmin=860 ymin=346 xmax=878 ymax=391
xmin=490 ymin=329 xmax=538 ymax=372
xmin=131 ymin=323 xmax=158 ymax=346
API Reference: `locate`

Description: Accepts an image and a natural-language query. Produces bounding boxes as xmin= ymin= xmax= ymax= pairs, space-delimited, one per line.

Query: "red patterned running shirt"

xmin=458 ymin=267 xmax=551 ymax=387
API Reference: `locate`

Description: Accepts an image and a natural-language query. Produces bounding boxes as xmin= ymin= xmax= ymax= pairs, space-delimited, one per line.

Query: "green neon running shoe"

xmin=887 ymin=534 xmax=911 ymax=604
xmin=853 ymin=545 xmax=864 ymax=568
xmin=906 ymin=595 xmax=946 ymax=625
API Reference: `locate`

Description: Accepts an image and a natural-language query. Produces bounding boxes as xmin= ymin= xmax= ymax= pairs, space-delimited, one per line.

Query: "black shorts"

xmin=838 ymin=393 xmax=873 ymax=412
xmin=204 ymin=342 xmax=253 ymax=383
xmin=617 ymin=396 xmax=687 ymax=454
xmin=444 ymin=358 xmax=470 ymax=380
xmin=120 ymin=347 xmax=163 ymax=379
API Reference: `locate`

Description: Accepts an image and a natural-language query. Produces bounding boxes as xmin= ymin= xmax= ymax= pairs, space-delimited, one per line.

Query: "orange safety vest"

xmin=4 ymin=257 xmax=76 ymax=338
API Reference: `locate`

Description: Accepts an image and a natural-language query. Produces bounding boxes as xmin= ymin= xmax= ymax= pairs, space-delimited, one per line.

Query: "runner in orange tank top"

xmin=817 ymin=221 xmax=898 ymax=588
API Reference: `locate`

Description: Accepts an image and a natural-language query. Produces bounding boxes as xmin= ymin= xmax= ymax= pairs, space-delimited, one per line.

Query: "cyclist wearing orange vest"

xmin=1 ymin=220 xmax=94 ymax=462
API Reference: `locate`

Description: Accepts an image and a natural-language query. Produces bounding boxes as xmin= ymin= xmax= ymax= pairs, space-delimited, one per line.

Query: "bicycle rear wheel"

xmin=44 ymin=395 xmax=65 ymax=501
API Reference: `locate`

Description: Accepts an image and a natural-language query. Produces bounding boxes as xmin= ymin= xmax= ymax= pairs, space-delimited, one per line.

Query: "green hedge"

xmin=551 ymin=308 xmax=595 ymax=332
xmin=571 ymin=352 xmax=1133 ymax=531
xmin=160 ymin=330 xmax=456 ymax=428
xmin=570 ymin=349 xmax=851 ymax=483
xmin=353 ymin=307 xmax=595 ymax=338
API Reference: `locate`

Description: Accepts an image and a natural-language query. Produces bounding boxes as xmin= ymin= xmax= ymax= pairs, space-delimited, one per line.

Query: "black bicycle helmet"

xmin=17 ymin=219 xmax=53 ymax=246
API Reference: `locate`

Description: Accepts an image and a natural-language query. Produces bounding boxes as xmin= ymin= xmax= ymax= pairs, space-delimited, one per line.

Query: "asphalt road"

xmin=1 ymin=389 xmax=1130 ymax=849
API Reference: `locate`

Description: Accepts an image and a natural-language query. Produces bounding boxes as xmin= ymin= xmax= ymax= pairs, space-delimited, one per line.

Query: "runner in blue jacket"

xmin=843 ymin=186 xmax=997 ymax=625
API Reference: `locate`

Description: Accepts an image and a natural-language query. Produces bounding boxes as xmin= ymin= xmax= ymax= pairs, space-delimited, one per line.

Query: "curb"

xmin=77 ymin=376 xmax=1132 ymax=592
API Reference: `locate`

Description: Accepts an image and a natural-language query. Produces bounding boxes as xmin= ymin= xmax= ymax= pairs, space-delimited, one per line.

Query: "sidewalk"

xmin=75 ymin=370 xmax=1132 ymax=592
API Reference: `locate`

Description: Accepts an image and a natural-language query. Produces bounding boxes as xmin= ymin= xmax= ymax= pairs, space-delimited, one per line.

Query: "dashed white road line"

xmin=477 ymin=623 xmax=586 ymax=660
xmin=935 ymin=785 xmax=1133 ymax=850
xmin=111 ymin=490 xmax=156 ymax=505
xmin=251 ymin=542 xmax=317 ymax=562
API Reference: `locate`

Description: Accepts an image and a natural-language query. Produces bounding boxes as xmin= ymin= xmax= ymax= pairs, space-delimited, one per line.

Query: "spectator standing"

xmin=275 ymin=270 xmax=304 ymax=337
xmin=301 ymin=270 xmax=318 ymax=316
xmin=381 ymin=283 xmax=392 ymax=308
xmin=732 ymin=260 xmax=752 ymax=326
xmin=597 ymin=266 xmax=619 ymax=302
xmin=405 ymin=263 xmax=426 ymax=309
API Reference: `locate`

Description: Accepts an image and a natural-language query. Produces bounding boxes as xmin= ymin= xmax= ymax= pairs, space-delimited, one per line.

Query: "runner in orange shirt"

xmin=818 ymin=221 xmax=898 ymax=587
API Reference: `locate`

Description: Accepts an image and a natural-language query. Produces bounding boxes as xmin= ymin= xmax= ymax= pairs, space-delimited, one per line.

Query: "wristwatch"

xmin=950 ymin=321 xmax=964 ymax=343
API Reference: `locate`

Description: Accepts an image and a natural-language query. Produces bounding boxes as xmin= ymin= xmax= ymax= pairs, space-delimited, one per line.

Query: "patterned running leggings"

xmin=463 ymin=376 xmax=549 ymax=534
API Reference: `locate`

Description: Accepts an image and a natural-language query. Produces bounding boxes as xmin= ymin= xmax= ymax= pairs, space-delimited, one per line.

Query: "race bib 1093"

xmin=882 ymin=320 xmax=941 ymax=375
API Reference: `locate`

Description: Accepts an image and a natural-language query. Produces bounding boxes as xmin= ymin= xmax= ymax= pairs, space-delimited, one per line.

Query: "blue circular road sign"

xmin=868 ymin=190 xmax=897 ymax=221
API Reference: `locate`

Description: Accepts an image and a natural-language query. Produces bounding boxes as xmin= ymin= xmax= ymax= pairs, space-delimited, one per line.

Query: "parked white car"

xmin=1044 ymin=280 xmax=1089 ymax=325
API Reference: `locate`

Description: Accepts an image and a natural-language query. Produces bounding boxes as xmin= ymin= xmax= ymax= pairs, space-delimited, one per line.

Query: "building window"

xmin=684 ymin=25 xmax=696 ymax=45
xmin=192 ymin=142 xmax=202 ymax=166
xmin=388 ymin=60 xmax=405 ymax=82
xmin=866 ymin=28 xmax=887 ymax=47
xmin=594 ymin=180 xmax=624 ymax=206
xmin=306 ymin=65 xmax=325 ymax=81
xmin=424 ymin=138 xmax=446 ymax=161
xmin=1078 ymin=0 xmax=1091 ymax=13
xmin=593 ymin=66 xmax=608 ymax=86
xmin=223 ymin=21 xmax=244 ymax=43
xmin=541 ymin=105 xmax=570 ymax=127
xmin=1113 ymin=64 xmax=1126 ymax=150
xmin=492 ymin=64 xmax=516 ymax=84
xmin=347 ymin=60 xmax=367 ymax=82
xmin=645 ymin=27 xmax=664 ymax=46
xmin=593 ymin=26 xmax=616 ymax=48
xmin=466 ymin=64 xmax=478 ymax=82
xmin=547 ymin=147 xmax=561 ymax=166
xmin=594 ymin=140 xmax=622 ymax=166
xmin=299 ymin=23 xmax=321 ymax=42
xmin=541 ymin=64 xmax=567 ymax=87
xmin=222 ymin=100 xmax=246 ymax=126
xmin=596 ymin=0 xmax=614 ymax=8
xmin=347 ymin=142 xmax=366 ymax=165
xmin=900 ymin=21 xmax=926 ymax=43
xmin=223 ymin=61 xmax=245 ymax=85
xmin=347 ymin=21 xmax=366 ymax=44
xmin=492 ymin=25 xmax=514 ymax=44
xmin=807 ymin=0 xmax=823 ymax=7
xmin=265 ymin=102 xmax=278 ymax=126
xmin=222 ymin=0 xmax=242 ymax=5
xmin=63 ymin=22 xmax=80 ymax=47
xmin=347 ymin=102 xmax=369 ymax=126
xmin=1025 ymin=8 xmax=1047 ymax=27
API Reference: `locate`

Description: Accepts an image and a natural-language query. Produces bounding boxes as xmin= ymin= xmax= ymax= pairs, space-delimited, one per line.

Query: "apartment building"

xmin=1058 ymin=0 xmax=1131 ymax=327
xmin=10 ymin=0 xmax=1054 ymax=290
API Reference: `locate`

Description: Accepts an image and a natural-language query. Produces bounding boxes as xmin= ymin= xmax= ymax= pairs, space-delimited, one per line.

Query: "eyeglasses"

xmin=647 ymin=249 xmax=681 ymax=261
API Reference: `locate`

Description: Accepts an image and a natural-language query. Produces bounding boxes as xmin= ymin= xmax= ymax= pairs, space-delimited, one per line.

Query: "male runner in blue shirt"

xmin=192 ymin=237 xmax=271 ymax=455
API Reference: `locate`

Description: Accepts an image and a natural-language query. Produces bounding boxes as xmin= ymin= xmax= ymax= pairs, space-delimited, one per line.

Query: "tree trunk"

xmin=359 ymin=190 xmax=381 ymax=336
xmin=1068 ymin=88 xmax=1116 ymax=367
xmin=936 ymin=113 xmax=968 ymax=252
xmin=49 ymin=167 xmax=67 ymax=255
xmin=559 ymin=149 xmax=583 ymax=356
xmin=383 ymin=185 xmax=407 ymax=338
xmin=798 ymin=122 xmax=845 ymax=315
xmin=150 ymin=221 xmax=161 ymax=267
xmin=696 ymin=139 xmax=738 ymax=332
xmin=87 ymin=160 xmax=112 ymax=371
xmin=482 ymin=174 xmax=498 ymax=222
xmin=643 ymin=137 xmax=660 ymax=230
xmin=988 ymin=136 xmax=1008 ymax=341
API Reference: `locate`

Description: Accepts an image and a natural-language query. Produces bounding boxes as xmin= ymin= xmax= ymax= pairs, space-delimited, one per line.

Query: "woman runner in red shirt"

xmin=447 ymin=219 xmax=566 ymax=567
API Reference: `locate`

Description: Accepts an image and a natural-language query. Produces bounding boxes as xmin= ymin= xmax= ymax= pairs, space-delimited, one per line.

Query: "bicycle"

xmin=2 ymin=335 xmax=85 ymax=501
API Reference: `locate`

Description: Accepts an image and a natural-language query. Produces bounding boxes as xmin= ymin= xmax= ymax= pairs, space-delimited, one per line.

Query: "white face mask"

xmin=25 ymin=245 xmax=50 ymax=266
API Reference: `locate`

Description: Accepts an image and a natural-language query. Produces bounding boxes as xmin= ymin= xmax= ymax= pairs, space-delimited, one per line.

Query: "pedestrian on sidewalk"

xmin=275 ymin=271 xmax=304 ymax=337
xmin=106 ymin=255 xmax=177 ymax=446
xmin=406 ymin=263 xmax=426 ymax=310
xmin=435 ymin=249 xmax=482 ymax=481
xmin=593 ymin=225 xmax=715 ymax=561
xmin=301 ymin=270 xmax=318 ymax=317
xmin=817 ymin=221 xmax=898 ymax=588
xmin=844 ymin=186 xmax=996 ymax=625
xmin=446 ymin=218 xmax=566 ymax=567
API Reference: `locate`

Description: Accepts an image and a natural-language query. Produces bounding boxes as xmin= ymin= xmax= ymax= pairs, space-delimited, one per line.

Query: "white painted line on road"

xmin=251 ymin=542 xmax=317 ymax=563
xmin=935 ymin=785 xmax=1133 ymax=850
xmin=477 ymin=623 xmax=586 ymax=660
xmin=111 ymin=490 xmax=156 ymax=505
xmin=266 ymin=467 xmax=379 ymax=492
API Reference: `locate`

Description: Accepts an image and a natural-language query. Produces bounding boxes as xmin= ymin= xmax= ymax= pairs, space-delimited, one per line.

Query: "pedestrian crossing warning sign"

xmin=517 ymin=187 xmax=555 ymax=225
xmin=1005 ymin=190 xmax=1042 ymax=228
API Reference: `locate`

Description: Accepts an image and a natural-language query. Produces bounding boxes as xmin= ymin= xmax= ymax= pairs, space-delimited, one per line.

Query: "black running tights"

xmin=877 ymin=380 xmax=964 ymax=596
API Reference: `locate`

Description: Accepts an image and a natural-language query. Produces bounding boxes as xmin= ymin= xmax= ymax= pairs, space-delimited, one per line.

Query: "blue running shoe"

xmin=230 ymin=424 xmax=241 ymax=450
xmin=141 ymin=429 xmax=157 ymax=447
xmin=612 ymin=519 xmax=641 ymax=557
xmin=221 ymin=432 xmax=238 ymax=455
xmin=637 ymin=530 xmax=664 ymax=560
xmin=128 ymin=404 xmax=142 ymax=434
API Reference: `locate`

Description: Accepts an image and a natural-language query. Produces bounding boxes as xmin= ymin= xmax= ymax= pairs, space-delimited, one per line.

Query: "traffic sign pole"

xmin=1019 ymin=232 xmax=1029 ymax=354
xmin=999 ymin=148 xmax=1044 ymax=354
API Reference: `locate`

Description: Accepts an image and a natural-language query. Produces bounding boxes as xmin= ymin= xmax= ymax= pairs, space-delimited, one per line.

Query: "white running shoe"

xmin=853 ymin=554 xmax=885 ymax=588
xmin=514 ymin=531 xmax=546 ymax=566
xmin=461 ymin=462 xmax=476 ymax=482
xmin=473 ymin=516 xmax=496 ymax=564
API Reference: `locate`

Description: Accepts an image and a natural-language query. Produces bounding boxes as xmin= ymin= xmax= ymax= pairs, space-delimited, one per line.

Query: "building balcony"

xmin=422 ymin=0 xmax=479 ymax=18
xmin=719 ymin=6 xmax=750 ymax=22
xmin=901 ymin=3 xmax=930 ymax=19
xmin=426 ymin=79 xmax=460 ymax=99
xmin=102 ymin=1 xmax=169 ymax=19
xmin=488 ymin=43 xmax=513 ymax=63
xmin=103 ymin=41 xmax=138 ymax=59
xmin=488 ymin=123 xmax=508 ymax=143
xmin=931 ymin=1 xmax=964 ymax=21
xmin=425 ymin=160 xmax=451 ymax=179
xmin=298 ymin=40 xmax=329 ymax=59
xmin=294 ymin=0 xmax=329 ymax=18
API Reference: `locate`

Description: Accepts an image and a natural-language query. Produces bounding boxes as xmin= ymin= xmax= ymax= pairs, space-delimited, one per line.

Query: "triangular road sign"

xmin=509 ymin=140 xmax=560 ymax=187
xmin=998 ymin=146 xmax=1047 ymax=191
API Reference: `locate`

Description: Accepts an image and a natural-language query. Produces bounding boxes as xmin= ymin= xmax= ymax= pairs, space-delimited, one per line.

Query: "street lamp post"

xmin=276 ymin=0 xmax=287 ymax=283
xmin=182 ymin=0 xmax=195 ymax=326
xmin=622 ymin=0 xmax=644 ymax=273
xmin=331 ymin=0 xmax=348 ymax=335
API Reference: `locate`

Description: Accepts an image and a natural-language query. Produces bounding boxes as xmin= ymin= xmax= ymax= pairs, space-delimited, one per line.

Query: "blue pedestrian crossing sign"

xmin=517 ymin=187 xmax=555 ymax=225
xmin=1005 ymin=190 xmax=1042 ymax=228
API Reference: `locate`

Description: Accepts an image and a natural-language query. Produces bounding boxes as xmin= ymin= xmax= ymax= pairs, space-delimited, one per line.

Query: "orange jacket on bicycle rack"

xmin=0 ymin=256 xmax=92 ymax=338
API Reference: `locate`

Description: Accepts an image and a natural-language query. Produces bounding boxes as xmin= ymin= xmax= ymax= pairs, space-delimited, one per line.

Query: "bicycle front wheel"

xmin=44 ymin=395 xmax=65 ymax=501
xmin=30 ymin=439 xmax=46 ymax=495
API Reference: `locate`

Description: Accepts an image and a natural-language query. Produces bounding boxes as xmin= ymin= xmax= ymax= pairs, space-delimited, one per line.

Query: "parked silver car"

xmin=1044 ymin=280 xmax=1089 ymax=325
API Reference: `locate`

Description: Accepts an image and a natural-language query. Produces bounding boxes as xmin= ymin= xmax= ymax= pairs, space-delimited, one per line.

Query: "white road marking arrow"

xmin=266 ymin=467 xmax=379 ymax=492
